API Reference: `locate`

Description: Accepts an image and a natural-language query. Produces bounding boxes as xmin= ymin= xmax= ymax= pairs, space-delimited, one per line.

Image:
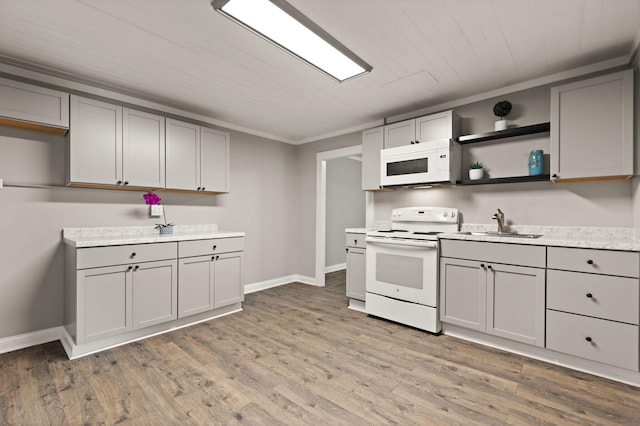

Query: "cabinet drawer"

xmin=547 ymin=270 xmax=639 ymax=324
xmin=77 ymin=243 xmax=177 ymax=269
xmin=546 ymin=310 xmax=639 ymax=371
xmin=179 ymin=237 xmax=244 ymax=258
xmin=440 ymin=239 xmax=545 ymax=268
xmin=547 ymin=247 xmax=638 ymax=277
xmin=346 ymin=233 xmax=366 ymax=249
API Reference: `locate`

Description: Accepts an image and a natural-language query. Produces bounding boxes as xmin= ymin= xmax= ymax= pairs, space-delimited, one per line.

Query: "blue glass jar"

xmin=528 ymin=150 xmax=544 ymax=176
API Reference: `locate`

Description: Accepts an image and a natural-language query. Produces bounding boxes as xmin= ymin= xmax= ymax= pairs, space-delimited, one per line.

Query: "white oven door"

xmin=365 ymin=238 xmax=437 ymax=307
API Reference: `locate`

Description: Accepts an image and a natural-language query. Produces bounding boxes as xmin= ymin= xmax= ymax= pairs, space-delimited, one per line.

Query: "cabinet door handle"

xmin=345 ymin=248 xmax=349 ymax=253
xmin=487 ymin=265 xmax=492 ymax=269
xmin=552 ymin=174 xmax=558 ymax=179
xmin=410 ymin=140 xmax=415 ymax=144
xmin=127 ymin=265 xmax=133 ymax=271
xmin=585 ymin=336 xmax=593 ymax=343
xmin=211 ymin=256 xmax=215 ymax=261
xmin=124 ymin=181 xmax=129 ymax=185
xmin=480 ymin=263 xmax=485 ymax=268
xmin=202 ymin=187 xmax=205 ymax=191
xmin=117 ymin=180 xmax=122 ymax=185
xmin=133 ymin=265 xmax=139 ymax=271
xmin=587 ymin=259 xmax=594 ymax=265
xmin=586 ymin=293 xmax=593 ymax=298
xmin=197 ymin=187 xmax=201 ymax=191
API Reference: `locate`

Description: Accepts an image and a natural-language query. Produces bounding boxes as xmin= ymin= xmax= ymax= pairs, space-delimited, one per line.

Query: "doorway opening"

xmin=315 ymin=145 xmax=373 ymax=287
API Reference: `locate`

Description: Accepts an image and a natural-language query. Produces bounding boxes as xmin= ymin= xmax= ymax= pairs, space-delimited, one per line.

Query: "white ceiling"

xmin=0 ymin=0 xmax=639 ymax=144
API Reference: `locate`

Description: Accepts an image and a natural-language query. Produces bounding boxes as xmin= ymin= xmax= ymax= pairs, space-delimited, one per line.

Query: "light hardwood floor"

xmin=2 ymin=270 xmax=640 ymax=425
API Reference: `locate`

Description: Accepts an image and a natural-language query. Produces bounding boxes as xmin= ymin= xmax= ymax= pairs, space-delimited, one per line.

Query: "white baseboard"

xmin=0 ymin=326 xmax=63 ymax=355
xmin=244 ymin=274 xmax=317 ymax=294
xmin=325 ymin=263 xmax=346 ymax=273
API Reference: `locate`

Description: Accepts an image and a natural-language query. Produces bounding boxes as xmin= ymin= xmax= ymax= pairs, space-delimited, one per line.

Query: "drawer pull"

xmin=587 ymin=259 xmax=594 ymax=265
xmin=586 ymin=293 xmax=593 ymax=298
xmin=354 ymin=239 xmax=358 ymax=245
xmin=131 ymin=252 xmax=137 ymax=258
xmin=213 ymin=245 xmax=217 ymax=251
xmin=585 ymin=336 xmax=593 ymax=342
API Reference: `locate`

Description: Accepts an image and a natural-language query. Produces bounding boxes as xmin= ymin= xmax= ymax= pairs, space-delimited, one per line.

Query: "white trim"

xmin=386 ymin=56 xmax=630 ymax=124
xmin=297 ymin=119 xmax=385 ymax=144
xmin=0 ymin=326 xmax=63 ymax=355
xmin=244 ymin=274 xmax=318 ymax=294
xmin=325 ymin=263 xmax=346 ymax=273
xmin=316 ymin=145 xmax=363 ymax=288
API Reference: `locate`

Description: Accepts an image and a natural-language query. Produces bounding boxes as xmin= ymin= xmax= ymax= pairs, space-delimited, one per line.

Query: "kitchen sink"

xmin=457 ymin=231 xmax=543 ymax=239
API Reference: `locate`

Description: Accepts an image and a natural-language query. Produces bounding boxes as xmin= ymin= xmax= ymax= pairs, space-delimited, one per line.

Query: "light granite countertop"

xmin=63 ymin=225 xmax=244 ymax=248
xmin=440 ymin=224 xmax=640 ymax=251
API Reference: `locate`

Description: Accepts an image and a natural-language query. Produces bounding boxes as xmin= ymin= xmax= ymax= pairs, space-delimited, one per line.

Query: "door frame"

xmin=315 ymin=145 xmax=373 ymax=287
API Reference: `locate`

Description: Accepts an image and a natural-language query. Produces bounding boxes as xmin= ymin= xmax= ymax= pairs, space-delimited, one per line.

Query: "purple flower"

xmin=143 ymin=192 xmax=161 ymax=205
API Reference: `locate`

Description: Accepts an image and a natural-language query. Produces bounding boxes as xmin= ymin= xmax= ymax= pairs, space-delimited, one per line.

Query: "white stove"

xmin=365 ymin=206 xmax=459 ymax=332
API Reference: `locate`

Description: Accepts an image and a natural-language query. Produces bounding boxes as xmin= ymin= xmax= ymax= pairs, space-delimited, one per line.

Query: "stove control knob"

xmin=443 ymin=211 xmax=448 ymax=217
xmin=451 ymin=211 xmax=456 ymax=217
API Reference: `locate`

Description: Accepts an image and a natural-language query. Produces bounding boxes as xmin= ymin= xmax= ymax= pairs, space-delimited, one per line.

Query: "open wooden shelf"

xmin=456 ymin=122 xmax=550 ymax=144
xmin=457 ymin=174 xmax=550 ymax=186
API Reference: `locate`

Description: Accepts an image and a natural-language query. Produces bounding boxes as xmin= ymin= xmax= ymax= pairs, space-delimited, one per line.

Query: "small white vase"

xmin=469 ymin=168 xmax=484 ymax=180
xmin=494 ymin=120 xmax=508 ymax=131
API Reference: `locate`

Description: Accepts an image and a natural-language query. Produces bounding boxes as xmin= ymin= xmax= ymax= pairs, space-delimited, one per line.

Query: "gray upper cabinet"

xmin=68 ymin=96 xmax=122 ymax=186
xmin=68 ymin=95 xmax=165 ymax=188
xmin=201 ymin=127 xmax=230 ymax=193
xmin=384 ymin=119 xmax=415 ymax=149
xmin=361 ymin=126 xmax=384 ymax=190
xmin=550 ymin=69 xmax=633 ymax=181
xmin=122 ymin=108 xmax=165 ymax=188
xmin=166 ymin=118 xmax=230 ymax=193
xmin=0 ymin=76 xmax=69 ymax=134
xmin=383 ymin=110 xmax=459 ymax=149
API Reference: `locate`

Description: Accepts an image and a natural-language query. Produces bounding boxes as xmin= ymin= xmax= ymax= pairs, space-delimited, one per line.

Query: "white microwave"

xmin=380 ymin=138 xmax=461 ymax=186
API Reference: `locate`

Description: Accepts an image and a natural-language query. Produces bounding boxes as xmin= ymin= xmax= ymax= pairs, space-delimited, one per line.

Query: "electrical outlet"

xmin=150 ymin=204 xmax=163 ymax=217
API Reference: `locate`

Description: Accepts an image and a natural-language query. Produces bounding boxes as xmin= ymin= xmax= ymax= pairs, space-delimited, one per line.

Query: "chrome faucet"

xmin=492 ymin=209 xmax=505 ymax=233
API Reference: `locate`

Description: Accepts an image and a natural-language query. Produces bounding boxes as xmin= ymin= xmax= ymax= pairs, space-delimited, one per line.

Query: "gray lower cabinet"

xmin=345 ymin=232 xmax=366 ymax=301
xmin=71 ymin=244 xmax=178 ymax=345
xmin=546 ymin=246 xmax=640 ymax=370
xmin=439 ymin=240 xmax=546 ymax=347
xmin=178 ymin=238 xmax=244 ymax=317
xmin=65 ymin=237 xmax=244 ymax=357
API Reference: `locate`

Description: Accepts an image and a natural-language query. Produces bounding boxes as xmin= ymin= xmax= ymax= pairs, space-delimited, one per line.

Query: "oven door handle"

xmin=365 ymin=237 xmax=437 ymax=249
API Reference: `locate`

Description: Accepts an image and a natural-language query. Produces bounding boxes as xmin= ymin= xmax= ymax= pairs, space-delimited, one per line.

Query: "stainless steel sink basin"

xmin=457 ymin=231 xmax=543 ymax=239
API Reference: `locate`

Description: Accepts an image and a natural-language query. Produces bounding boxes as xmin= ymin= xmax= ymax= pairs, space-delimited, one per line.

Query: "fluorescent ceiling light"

xmin=211 ymin=0 xmax=372 ymax=82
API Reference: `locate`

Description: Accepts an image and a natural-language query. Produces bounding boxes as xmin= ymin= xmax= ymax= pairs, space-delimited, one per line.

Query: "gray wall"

xmin=0 ymin=126 xmax=298 ymax=338
xmin=325 ymin=157 xmax=365 ymax=268
xmin=295 ymin=132 xmax=362 ymax=278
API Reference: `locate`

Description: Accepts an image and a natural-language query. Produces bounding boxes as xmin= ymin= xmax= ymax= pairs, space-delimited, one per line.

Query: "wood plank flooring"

xmin=2 ymin=270 xmax=640 ymax=425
